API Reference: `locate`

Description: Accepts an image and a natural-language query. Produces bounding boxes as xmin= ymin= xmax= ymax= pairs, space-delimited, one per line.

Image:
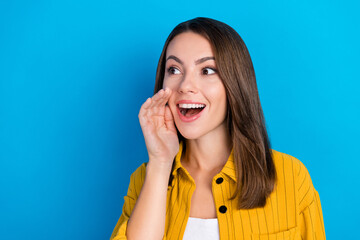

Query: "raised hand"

xmin=138 ymin=88 xmax=179 ymax=168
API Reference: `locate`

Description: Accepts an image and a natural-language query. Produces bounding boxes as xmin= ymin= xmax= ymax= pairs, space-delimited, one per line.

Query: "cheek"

xmin=166 ymin=93 xmax=176 ymax=112
xmin=162 ymin=77 xmax=170 ymax=89
xmin=162 ymin=79 xmax=168 ymax=89
xmin=204 ymin=83 xmax=227 ymax=103
xmin=163 ymin=77 xmax=180 ymax=91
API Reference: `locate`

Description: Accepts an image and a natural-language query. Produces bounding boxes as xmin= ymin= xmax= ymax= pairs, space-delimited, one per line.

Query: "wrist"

xmin=146 ymin=160 xmax=173 ymax=180
xmin=147 ymin=157 xmax=173 ymax=170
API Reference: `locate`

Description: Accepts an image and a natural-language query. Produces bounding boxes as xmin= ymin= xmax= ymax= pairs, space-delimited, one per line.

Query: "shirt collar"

xmin=171 ymin=141 xmax=237 ymax=182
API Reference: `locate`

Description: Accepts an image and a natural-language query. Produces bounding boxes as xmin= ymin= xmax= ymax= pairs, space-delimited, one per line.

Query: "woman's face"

xmin=163 ymin=32 xmax=228 ymax=140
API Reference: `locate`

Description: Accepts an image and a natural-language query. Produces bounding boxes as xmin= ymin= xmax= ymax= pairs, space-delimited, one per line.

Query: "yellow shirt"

xmin=110 ymin=142 xmax=326 ymax=240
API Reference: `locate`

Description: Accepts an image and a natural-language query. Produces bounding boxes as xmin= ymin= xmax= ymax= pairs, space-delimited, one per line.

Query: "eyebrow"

xmin=166 ymin=55 xmax=215 ymax=65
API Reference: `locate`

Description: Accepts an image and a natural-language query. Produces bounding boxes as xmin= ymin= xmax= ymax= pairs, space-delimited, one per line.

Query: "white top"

xmin=182 ymin=217 xmax=220 ymax=240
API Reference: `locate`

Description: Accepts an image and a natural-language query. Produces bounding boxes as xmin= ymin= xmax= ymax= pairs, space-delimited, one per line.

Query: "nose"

xmin=178 ymin=72 xmax=198 ymax=94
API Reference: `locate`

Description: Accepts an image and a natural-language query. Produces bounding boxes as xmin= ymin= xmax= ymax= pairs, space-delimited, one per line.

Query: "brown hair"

xmin=154 ymin=17 xmax=276 ymax=209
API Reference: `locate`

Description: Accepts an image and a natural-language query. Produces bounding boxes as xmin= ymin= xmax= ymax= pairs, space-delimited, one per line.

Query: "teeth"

xmin=179 ymin=103 xmax=205 ymax=109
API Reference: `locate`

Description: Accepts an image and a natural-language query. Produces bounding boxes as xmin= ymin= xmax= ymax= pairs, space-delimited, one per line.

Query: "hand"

xmin=138 ymin=88 xmax=179 ymax=168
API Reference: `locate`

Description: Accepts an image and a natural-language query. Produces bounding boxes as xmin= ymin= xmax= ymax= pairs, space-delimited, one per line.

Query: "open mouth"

xmin=177 ymin=103 xmax=206 ymax=118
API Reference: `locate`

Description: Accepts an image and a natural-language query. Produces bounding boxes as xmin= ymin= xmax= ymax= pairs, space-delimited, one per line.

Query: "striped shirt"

xmin=110 ymin=141 xmax=326 ymax=240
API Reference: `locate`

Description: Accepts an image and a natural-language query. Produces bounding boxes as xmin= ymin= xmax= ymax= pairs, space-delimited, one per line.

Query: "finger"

xmin=139 ymin=98 xmax=152 ymax=117
xmin=141 ymin=97 xmax=152 ymax=110
xmin=139 ymin=88 xmax=171 ymax=122
xmin=153 ymin=88 xmax=171 ymax=108
xmin=138 ymin=97 xmax=152 ymax=123
xmin=149 ymin=89 xmax=165 ymax=108
xmin=164 ymin=105 xmax=176 ymax=132
xmin=144 ymin=89 xmax=170 ymax=125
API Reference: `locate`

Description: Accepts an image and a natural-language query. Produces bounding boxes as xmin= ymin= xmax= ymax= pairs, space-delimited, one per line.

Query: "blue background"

xmin=1 ymin=0 xmax=359 ymax=239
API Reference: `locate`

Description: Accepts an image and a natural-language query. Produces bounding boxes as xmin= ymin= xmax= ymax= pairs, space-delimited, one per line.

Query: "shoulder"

xmin=270 ymin=149 xmax=317 ymax=211
xmin=126 ymin=162 xmax=147 ymax=198
xmin=270 ymin=149 xmax=306 ymax=177
xmin=129 ymin=162 xmax=147 ymax=180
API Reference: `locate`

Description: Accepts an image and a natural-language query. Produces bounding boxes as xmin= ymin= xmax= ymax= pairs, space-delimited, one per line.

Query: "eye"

xmin=202 ymin=67 xmax=217 ymax=75
xmin=167 ymin=67 xmax=181 ymax=75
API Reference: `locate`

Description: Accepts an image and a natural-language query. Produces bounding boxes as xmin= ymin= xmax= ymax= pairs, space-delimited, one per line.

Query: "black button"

xmin=219 ymin=205 xmax=227 ymax=213
xmin=216 ymin=177 xmax=223 ymax=184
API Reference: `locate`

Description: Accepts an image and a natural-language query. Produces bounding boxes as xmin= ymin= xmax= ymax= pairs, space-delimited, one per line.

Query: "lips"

xmin=176 ymin=100 xmax=206 ymax=122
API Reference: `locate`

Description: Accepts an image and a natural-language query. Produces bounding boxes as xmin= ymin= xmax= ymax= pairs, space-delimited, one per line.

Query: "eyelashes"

xmin=202 ymin=67 xmax=217 ymax=75
xmin=166 ymin=66 xmax=217 ymax=75
xmin=167 ymin=67 xmax=181 ymax=75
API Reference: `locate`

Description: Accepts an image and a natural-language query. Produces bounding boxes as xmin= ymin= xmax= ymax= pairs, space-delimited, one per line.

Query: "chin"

xmin=177 ymin=127 xmax=204 ymax=140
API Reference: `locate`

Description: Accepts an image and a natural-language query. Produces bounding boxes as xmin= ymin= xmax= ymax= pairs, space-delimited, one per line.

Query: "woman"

xmin=110 ymin=17 xmax=326 ymax=240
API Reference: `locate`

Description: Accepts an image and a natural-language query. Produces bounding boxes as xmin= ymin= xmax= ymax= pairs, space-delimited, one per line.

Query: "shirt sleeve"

xmin=297 ymin=160 xmax=326 ymax=239
xmin=110 ymin=163 xmax=147 ymax=240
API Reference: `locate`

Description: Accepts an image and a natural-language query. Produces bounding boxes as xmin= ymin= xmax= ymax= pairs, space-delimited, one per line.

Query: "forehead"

xmin=166 ymin=32 xmax=214 ymax=59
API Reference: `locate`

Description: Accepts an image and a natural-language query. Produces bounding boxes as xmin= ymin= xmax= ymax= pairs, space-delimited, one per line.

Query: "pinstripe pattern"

xmin=111 ymin=141 xmax=326 ymax=240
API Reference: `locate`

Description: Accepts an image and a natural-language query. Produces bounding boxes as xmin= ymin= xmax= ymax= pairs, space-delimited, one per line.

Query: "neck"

xmin=182 ymin=123 xmax=232 ymax=172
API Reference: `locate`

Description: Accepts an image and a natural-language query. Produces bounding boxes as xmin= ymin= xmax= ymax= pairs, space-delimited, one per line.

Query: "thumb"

xmin=164 ymin=105 xmax=176 ymax=132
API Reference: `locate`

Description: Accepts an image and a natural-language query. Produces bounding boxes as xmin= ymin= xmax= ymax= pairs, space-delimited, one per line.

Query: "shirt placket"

xmin=212 ymin=173 xmax=231 ymax=240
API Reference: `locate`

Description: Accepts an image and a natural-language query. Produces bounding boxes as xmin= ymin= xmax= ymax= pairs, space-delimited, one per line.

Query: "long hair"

xmin=154 ymin=17 xmax=276 ymax=209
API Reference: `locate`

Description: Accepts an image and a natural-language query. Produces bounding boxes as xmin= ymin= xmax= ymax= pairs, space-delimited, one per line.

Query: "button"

xmin=216 ymin=177 xmax=223 ymax=184
xmin=219 ymin=205 xmax=227 ymax=213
